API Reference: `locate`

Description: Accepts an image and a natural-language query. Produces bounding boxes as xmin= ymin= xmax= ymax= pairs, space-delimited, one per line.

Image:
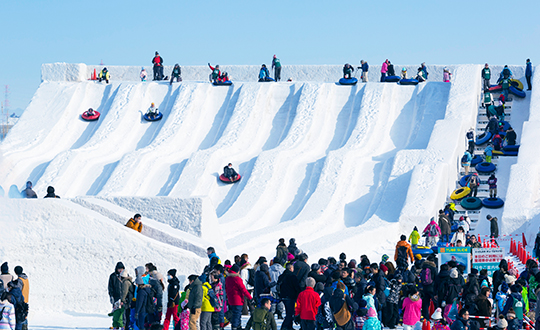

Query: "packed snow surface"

xmin=0 ymin=63 xmax=537 ymax=326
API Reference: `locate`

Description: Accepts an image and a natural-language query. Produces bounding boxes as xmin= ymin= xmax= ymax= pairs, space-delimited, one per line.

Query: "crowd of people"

xmin=0 ymin=262 xmax=30 ymax=330
xmin=105 ymin=235 xmax=540 ymax=330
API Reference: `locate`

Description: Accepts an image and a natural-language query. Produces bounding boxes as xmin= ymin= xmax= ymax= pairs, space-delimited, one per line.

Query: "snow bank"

xmin=43 ymin=63 xmax=455 ymax=83
xmin=504 ymin=65 xmax=540 ymax=239
xmin=0 ymin=198 xmax=206 ymax=315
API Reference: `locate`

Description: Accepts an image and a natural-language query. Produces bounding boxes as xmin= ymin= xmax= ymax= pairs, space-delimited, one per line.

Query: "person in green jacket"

xmin=409 ymin=226 xmax=420 ymax=248
xmin=244 ymin=297 xmax=277 ymax=330
xmin=501 ymin=77 xmax=511 ymax=100
xmin=482 ymin=63 xmax=491 ymax=91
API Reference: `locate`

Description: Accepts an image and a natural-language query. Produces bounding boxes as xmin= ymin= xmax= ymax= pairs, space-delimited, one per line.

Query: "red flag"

xmin=523 ymin=233 xmax=527 ymax=248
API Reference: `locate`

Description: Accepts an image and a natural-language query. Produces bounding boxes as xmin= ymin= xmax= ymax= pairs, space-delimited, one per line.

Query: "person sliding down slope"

xmin=223 ymin=163 xmax=239 ymax=182
xmin=84 ymin=108 xmax=96 ymax=117
xmin=343 ymin=63 xmax=355 ymax=79
xmin=146 ymin=103 xmax=159 ymax=119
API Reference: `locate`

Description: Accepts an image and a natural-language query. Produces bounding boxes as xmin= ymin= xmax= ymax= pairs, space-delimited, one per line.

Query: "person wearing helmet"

xmin=258 ymin=64 xmax=271 ymax=82
xmin=401 ymin=67 xmax=407 ymax=79
xmin=152 ymin=51 xmax=164 ymax=80
xmin=208 ymin=63 xmax=221 ymax=82
xmin=140 ymin=67 xmax=148 ymax=82
xmin=98 ymin=67 xmax=110 ymax=84
xmin=146 ymin=102 xmax=159 ymax=119
xmin=443 ymin=67 xmax=452 ymax=83
xmin=170 ymin=64 xmax=182 ymax=85
xmin=272 ymin=55 xmax=282 ymax=81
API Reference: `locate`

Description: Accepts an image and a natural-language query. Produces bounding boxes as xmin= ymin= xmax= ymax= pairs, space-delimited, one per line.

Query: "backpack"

xmin=146 ymin=287 xmax=156 ymax=314
xmin=512 ymin=296 xmax=524 ymax=320
xmin=252 ymin=308 xmax=269 ymax=330
xmin=397 ymin=246 xmax=408 ymax=261
xmin=421 ymin=268 xmax=433 ymax=286
xmin=468 ymin=175 xmax=478 ymax=187
xmin=529 ymin=275 xmax=539 ymax=302
xmin=429 ymin=224 xmax=438 ymax=237
xmin=207 ymin=288 xmax=219 ymax=308
xmin=247 ymin=268 xmax=256 ymax=287
xmin=461 ymin=154 xmax=468 ymax=163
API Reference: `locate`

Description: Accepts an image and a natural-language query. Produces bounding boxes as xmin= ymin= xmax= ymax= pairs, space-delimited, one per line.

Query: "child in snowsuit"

xmin=98 ymin=68 xmax=110 ymax=84
xmin=401 ymin=68 xmax=407 ymax=79
xmin=259 ymin=64 xmax=271 ymax=82
xmin=146 ymin=103 xmax=159 ymax=119
xmin=140 ymin=67 xmax=147 ymax=81
xmin=484 ymin=144 xmax=493 ymax=163
xmin=170 ymin=64 xmax=182 ymax=85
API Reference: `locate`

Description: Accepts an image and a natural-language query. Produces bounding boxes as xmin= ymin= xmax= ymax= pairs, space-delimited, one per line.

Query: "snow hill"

xmin=0 ymin=63 xmax=538 ymax=322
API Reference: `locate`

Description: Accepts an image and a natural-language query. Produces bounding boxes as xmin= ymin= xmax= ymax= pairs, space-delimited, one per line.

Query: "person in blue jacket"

xmin=272 ymin=55 xmax=282 ymax=82
xmin=526 ymin=59 xmax=532 ymax=90
xmin=359 ymin=60 xmax=369 ymax=82
xmin=498 ymin=65 xmax=513 ymax=83
xmin=258 ymin=64 xmax=271 ymax=82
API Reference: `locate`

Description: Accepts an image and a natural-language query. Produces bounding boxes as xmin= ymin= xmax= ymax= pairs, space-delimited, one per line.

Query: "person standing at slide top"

xmin=152 ymin=51 xmax=164 ymax=80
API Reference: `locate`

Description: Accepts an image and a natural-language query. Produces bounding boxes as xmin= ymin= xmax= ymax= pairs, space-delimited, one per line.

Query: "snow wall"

xmin=43 ymin=62 xmax=453 ymax=83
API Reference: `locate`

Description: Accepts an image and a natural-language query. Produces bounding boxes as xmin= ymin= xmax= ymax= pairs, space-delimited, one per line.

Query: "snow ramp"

xmin=1 ymin=63 xmax=500 ymax=258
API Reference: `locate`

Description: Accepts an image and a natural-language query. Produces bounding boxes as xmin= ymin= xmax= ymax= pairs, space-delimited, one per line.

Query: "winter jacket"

xmin=108 ymin=267 xmax=123 ymax=302
xmin=275 ymin=245 xmax=288 ymax=263
xmin=224 ymin=166 xmax=238 ymax=179
xmin=135 ymin=285 xmax=153 ymax=315
xmin=423 ymin=221 xmax=442 ymax=237
xmin=475 ymin=293 xmax=492 ymax=317
xmin=526 ymin=62 xmax=532 ymax=77
xmin=387 ymin=64 xmax=395 ymax=76
xmin=254 ymin=266 xmax=275 ymax=299
xmin=421 ymin=260 xmax=438 ymax=293
xmin=152 ymin=55 xmax=163 ymax=67
xmin=0 ymin=300 xmax=15 ymax=330
xmin=489 ymin=217 xmax=499 ymax=238
xmin=17 ymin=274 xmax=29 ymax=303
xmin=307 ymin=270 xmax=327 ymax=284
xmin=98 ymin=70 xmax=110 ymax=80
xmin=443 ymin=71 xmax=451 ymax=82
xmin=482 ymin=68 xmax=491 ymax=80
xmin=277 ymin=269 xmax=300 ymax=300
xmin=488 ymin=177 xmax=497 ymax=189
xmin=167 ymin=276 xmax=180 ymax=307
xmin=381 ymin=61 xmax=388 ymax=73
xmin=371 ymin=272 xmax=387 ymax=305
xmin=209 ymin=64 xmax=221 ymax=80
xmin=451 ymin=232 xmax=466 ymax=245
xmin=125 ymin=218 xmax=142 ymax=232
xmin=23 ymin=187 xmax=37 ymax=198
xmin=268 ymin=263 xmax=285 ymax=293
xmin=386 ymin=279 xmax=403 ymax=304
xmin=329 ymin=288 xmax=357 ymax=324
xmin=240 ymin=262 xmax=253 ymax=290
xmin=43 ymin=186 xmax=60 ymax=198
xmin=462 ymin=151 xmax=472 ymax=165
xmin=212 ymin=280 xmax=224 ymax=311
xmin=409 ymin=230 xmax=420 ymax=246
xmin=149 ymin=272 xmax=164 ymax=311
xmin=362 ymin=62 xmax=369 ymax=72
xmin=288 ymin=240 xmax=300 ymax=256
xmin=439 ymin=214 xmax=451 ymax=235
xmin=394 ymin=240 xmax=414 ymax=264
xmin=201 ymin=282 xmax=215 ymax=312
xmin=450 ymin=316 xmax=468 ymax=330
xmin=484 ymin=145 xmax=493 ymax=157
xmin=121 ymin=276 xmax=134 ymax=306
xmin=272 ymin=58 xmax=281 ymax=69
xmin=402 ymin=295 xmax=422 ymax=326
xmin=293 ymin=260 xmax=311 ymax=290
xmin=502 ymin=67 xmax=513 ymax=79
xmin=295 ymin=286 xmax=321 ymax=320
xmin=187 ymin=278 xmax=203 ymax=310
xmin=502 ymin=291 xmax=523 ymax=317
xmin=245 ymin=306 xmax=277 ymax=330
xmin=225 ymin=271 xmax=252 ymax=306
xmin=362 ymin=293 xmax=377 ymax=318
xmin=505 ymin=130 xmax=517 ymax=145
xmin=259 ymin=67 xmax=270 ymax=79
xmin=171 ymin=65 xmax=181 ymax=77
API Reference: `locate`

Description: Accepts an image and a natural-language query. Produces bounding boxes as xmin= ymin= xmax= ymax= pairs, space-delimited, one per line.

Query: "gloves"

xmin=357 ymin=67 xmax=361 ymax=70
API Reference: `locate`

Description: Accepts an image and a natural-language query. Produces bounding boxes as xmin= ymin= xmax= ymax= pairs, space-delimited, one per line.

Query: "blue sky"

xmin=1 ymin=0 xmax=538 ymax=111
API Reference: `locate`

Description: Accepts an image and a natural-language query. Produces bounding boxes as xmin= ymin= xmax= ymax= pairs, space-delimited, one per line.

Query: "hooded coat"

xmin=186 ymin=278 xmax=203 ymax=310
xmin=108 ymin=262 xmax=125 ymax=302
xmin=225 ymin=271 xmax=252 ymax=306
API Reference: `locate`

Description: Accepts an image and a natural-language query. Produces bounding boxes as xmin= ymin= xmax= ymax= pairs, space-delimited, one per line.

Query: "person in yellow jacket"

xmin=409 ymin=226 xmax=420 ymax=248
xmin=14 ymin=266 xmax=29 ymax=303
xmin=125 ymin=213 xmax=143 ymax=233
xmin=98 ymin=67 xmax=110 ymax=84
xmin=200 ymin=282 xmax=215 ymax=330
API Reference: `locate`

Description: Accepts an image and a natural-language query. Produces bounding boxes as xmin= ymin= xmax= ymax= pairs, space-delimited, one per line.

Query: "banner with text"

xmin=472 ymin=247 xmax=505 ymax=276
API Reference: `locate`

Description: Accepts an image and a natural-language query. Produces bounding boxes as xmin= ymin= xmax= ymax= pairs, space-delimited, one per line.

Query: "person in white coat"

xmin=451 ymin=226 xmax=466 ymax=246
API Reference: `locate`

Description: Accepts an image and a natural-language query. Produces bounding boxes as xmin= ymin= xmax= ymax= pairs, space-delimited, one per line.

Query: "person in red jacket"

xmin=152 ymin=51 xmax=164 ymax=81
xmin=225 ymin=265 xmax=253 ymax=330
xmin=295 ymin=277 xmax=321 ymax=330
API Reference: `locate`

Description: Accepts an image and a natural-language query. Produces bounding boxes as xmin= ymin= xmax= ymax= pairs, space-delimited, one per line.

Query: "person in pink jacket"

xmin=423 ymin=217 xmax=441 ymax=247
xmin=402 ymin=288 xmax=422 ymax=330
xmin=380 ymin=60 xmax=389 ymax=82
